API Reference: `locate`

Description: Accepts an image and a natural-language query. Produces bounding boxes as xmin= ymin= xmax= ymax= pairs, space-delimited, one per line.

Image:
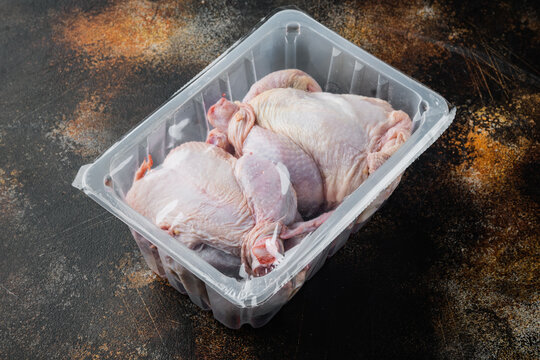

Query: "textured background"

xmin=0 ymin=0 xmax=538 ymax=359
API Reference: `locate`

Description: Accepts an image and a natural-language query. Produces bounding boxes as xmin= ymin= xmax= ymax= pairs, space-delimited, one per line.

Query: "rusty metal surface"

xmin=0 ymin=1 xmax=538 ymax=359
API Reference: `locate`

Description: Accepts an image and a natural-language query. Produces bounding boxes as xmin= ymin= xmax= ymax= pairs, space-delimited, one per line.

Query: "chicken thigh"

xmin=126 ymin=143 xmax=255 ymax=256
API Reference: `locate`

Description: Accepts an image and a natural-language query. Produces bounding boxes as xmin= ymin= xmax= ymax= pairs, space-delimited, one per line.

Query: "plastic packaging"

xmin=73 ymin=9 xmax=455 ymax=328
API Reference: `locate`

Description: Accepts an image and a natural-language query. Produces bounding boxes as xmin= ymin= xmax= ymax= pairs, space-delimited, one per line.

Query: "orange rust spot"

xmin=453 ymin=91 xmax=539 ymax=193
xmin=125 ymin=267 xmax=156 ymax=289
xmin=431 ymin=91 xmax=540 ymax=349
xmin=53 ymin=0 xmax=233 ymax=71
xmin=50 ymin=94 xmax=116 ymax=157
xmin=115 ymin=251 xmax=157 ymax=291
xmin=448 ymin=92 xmax=539 ymax=296
xmin=456 ymin=127 xmax=526 ymax=191
xmin=339 ymin=0 xmax=450 ymax=74
xmin=54 ymin=0 xmax=182 ymax=68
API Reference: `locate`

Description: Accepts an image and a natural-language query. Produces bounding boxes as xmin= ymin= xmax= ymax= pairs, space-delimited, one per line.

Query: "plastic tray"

xmin=73 ymin=9 xmax=455 ymax=328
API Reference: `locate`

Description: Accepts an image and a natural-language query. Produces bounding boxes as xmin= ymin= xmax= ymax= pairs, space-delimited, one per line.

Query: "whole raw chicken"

xmin=207 ymin=107 xmax=324 ymax=218
xmin=206 ymin=70 xmax=412 ymax=211
xmin=207 ymin=70 xmax=325 ymax=218
xmin=125 ymin=142 xmax=327 ymax=276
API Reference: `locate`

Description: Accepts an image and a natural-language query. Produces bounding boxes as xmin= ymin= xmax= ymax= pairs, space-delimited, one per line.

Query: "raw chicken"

xmin=207 ymin=69 xmax=326 ymax=218
xmin=206 ymin=128 xmax=234 ymax=154
xmin=127 ymin=69 xmax=412 ymax=278
xmin=207 ymin=76 xmax=412 ymax=209
xmin=242 ymin=69 xmax=322 ymax=103
xmin=251 ymin=89 xmax=412 ymax=208
xmin=126 ymin=142 xmax=326 ymax=276
xmin=207 ymin=100 xmax=324 ymax=218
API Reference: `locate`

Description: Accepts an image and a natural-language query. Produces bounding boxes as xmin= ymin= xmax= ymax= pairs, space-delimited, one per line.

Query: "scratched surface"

xmin=0 ymin=0 xmax=538 ymax=359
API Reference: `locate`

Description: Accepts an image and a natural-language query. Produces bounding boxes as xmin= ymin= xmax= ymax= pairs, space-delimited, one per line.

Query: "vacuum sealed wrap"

xmin=73 ymin=9 xmax=455 ymax=328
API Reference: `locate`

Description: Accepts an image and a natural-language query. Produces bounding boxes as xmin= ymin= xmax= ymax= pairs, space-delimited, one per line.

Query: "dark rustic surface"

xmin=1 ymin=0 xmax=538 ymax=359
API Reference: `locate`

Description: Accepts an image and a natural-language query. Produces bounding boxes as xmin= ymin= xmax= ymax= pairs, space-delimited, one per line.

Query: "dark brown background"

xmin=1 ymin=1 xmax=538 ymax=359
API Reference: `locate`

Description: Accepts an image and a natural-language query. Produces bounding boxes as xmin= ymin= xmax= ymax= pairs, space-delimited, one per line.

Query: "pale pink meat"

xmin=207 ymin=83 xmax=412 ymax=210
xmin=207 ymin=99 xmax=324 ymax=218
xmin=242 ymin=126 xmax=324 ymax=217
xmin=126 ymin=143 xmax=252 ymax=257
xmin=128 ymin=69 xmax=413 ymax=277
xmin=250 ymin=88 xmax=412 ymax=208
xmin=206 ymin=128 xmax=234 ymax=154
xmin=242 ymin=69 xmax=322 ymax=103
xmin=125 ymin=142 xmax=324 ymax=276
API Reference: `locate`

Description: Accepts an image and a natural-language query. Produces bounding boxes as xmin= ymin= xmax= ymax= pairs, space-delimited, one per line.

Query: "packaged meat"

xmin=73 ymin=9 xmax=455 ymax=328
xmin=206 ymin=71 xmax=413 ymax=211
xmin=125 ymin=141 xmax=331 ymax=277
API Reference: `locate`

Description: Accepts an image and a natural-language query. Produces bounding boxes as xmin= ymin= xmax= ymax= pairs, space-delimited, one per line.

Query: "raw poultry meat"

xmin=242 ymin=69 xmax=322 ymax=102
xmin=126 ymin=142 xmax=326 ymax=276
xmin=207 ymin=70 xmax=326 ymax=218
xmin=251 ymin=88 xmax=412 ymax=208
xmin=127 ymin=69 xmax=412 ymax=278
xmin=206 ymin=73 xmax=412 ymax=210
xmin=207 ymin=100 xmax=324 ymax=218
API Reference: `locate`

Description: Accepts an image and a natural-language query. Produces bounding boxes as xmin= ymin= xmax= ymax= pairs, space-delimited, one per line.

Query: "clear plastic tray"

xmin=73 ymin=9 xmax=455 ymax=328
